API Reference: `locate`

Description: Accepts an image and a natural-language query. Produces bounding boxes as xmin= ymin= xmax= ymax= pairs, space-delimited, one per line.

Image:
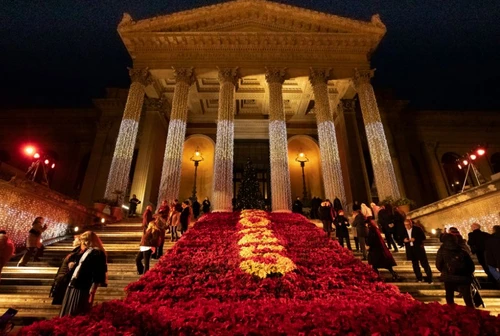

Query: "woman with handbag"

xmin=59 ymin=231 xmax=107 ymax=317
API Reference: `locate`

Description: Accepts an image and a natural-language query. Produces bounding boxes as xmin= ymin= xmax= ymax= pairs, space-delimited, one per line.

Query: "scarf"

xmin=71 ymin=247 xmax=93 ymax=282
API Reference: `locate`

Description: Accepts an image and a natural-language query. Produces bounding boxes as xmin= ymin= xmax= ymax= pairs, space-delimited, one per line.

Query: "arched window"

xmin=491 ymin=153 xmax=500 ymax=174
xmin=441 ymin=152 xmax=468 ymax=194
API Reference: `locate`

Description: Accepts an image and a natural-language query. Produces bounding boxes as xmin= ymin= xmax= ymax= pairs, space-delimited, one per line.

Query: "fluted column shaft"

xmin=212 ymin=68 xmax=238 ymax=212
xmin=266 ymin=68 xmax=292 ymax=212
xmin=309 ymin=68 xmax=346 ymax=204
xmin=104 ymin=68 xmax=150 ymax=203
xmin=354 ymin=69 xmax=400 ymax=200
xmin=158 ymin=68 xmax=194 ymax=204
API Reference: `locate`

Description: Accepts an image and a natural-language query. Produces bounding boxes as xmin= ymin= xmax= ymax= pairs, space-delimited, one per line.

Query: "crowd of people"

xmin=0 ymin=195 xmax=498 ymax=316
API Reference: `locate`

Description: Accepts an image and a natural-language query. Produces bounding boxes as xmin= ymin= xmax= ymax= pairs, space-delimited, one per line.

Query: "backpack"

xmin=446 ymin=249 xmax=473 ymax=276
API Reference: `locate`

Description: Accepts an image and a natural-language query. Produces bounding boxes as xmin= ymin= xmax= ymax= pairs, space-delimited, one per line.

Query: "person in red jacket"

xmin=0 ymin=230 xmax=15 ymax=282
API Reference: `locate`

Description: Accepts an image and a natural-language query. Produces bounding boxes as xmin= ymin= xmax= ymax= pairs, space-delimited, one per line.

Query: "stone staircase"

xmin=0 ymin=220 xmax=175 ymax=332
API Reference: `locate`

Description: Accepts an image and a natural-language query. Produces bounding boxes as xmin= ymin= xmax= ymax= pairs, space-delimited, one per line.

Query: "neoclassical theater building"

xmin=3 ymin=0 xmax=499 ymax=212
xmin=78 ymin=0 xmax=499 ymax=212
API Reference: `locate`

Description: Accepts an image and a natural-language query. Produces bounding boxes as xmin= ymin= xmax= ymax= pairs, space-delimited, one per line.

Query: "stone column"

xmin=422 ymin=141 xmax=449 ymax=200
xmin=158 ymin=68 xmax=194 ymax=203
xmin=309 ymin=68 xmax=346 ymax=204
xmin=104 ymin=68 xmax=150 ymax=202
xmin=353 ymin=69 xmax=400 ymax=201
xmin=212 ymin=68 xmax=238 ymax=212
xmin=333 ymin=102 xmax=353 ymax=205
xmin=265 ymin=68 xmax=292 ymax=212
xmin=129 ymin=98 xmax=164 ymax=213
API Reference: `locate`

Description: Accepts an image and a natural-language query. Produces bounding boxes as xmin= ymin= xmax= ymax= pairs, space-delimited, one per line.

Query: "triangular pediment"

xmin=118 ymin=0 xmax=386 ymax=36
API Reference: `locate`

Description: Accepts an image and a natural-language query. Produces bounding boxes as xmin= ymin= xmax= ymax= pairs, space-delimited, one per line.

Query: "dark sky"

xmin=1 ymin=0 xmax=499 ymax=110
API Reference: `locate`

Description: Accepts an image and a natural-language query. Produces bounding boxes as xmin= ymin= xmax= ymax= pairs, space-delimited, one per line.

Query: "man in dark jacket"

xmin=334 ymin=210 xmax=352 ymax=250
xmin=485 ymin=225 xmax=500 ymax=284
xmin=377 ymin=204 xmax=398 ymax=252
xmin=467 ymin=223 xmax=493 ymax=282
xmin=352 ymin=210 xmax=368 ymax=260
xmin=292 ymin=197 xmax=303 ymax=214
xmin=402 ymin=218 xmax=433 ymax=283
xmin=436 ymin=234 xmax=475 ymax=307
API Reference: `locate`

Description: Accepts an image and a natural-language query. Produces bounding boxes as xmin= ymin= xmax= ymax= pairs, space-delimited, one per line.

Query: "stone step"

xmin=0 ymin=277 xmax=141 ymax=286
xmin=0 ymin=285 xmax=126 ymax=295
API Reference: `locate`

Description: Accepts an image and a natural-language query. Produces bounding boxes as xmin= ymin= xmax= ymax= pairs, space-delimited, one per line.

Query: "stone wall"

xmin=0 ymin=176 xmax=103 ymax=250
xmin=408 ymin=179 xmax=500 ymax=236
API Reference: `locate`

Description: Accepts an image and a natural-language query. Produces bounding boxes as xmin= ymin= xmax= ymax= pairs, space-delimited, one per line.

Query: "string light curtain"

xmin=104 ymin=68 xmax=150 ymax=203
xmin=212 ymin=68 xmax=238 ymax=212
xmin=354 ymin=69 xmax=400 ymax=201
xmin=158 ymin=68 xmax=194 ymax=204
xmin=266 ymin=68 xmax=292 ymax=212
xmin=309 ymin=68 xmax=346 ymax=205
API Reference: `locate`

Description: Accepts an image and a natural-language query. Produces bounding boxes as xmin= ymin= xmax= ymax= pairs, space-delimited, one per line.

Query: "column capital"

xmin=265 ymin=67 xmax=286 ymax=84
xmin=217 ymin=67 xmax=239 ymax=85
xmin=309 ymin=68 xmax=331 ymax=87
xmin=128 ymin=67 xmax=152 ymax=86
xmin=353 ymin=68 xmax=375 ymax=88
xmin=144 ymin=96 xmax=167 ymax=111
xmin=341 ymin=99 xmax=357 ymax=114
xmin=173 ymin=67 xmax=195 ymax=85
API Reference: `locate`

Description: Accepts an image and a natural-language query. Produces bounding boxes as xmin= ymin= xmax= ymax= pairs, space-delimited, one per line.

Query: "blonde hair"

xmin=80 ymin=231 xmax=106 ymax=255
xmin=147 ymin=221 xmax=159 ymax=232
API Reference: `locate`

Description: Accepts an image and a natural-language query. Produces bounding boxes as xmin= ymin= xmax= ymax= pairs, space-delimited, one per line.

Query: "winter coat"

xmin=202 ymin=200 xmax=211 ymax=213
xmin=436 ymin=239 xmax=475 ymax=284
xmin=366 ymin=226 xmax=396 ymax=269
xmin=485 ymin=233 xmax=500 ymax=269
xmin=318 ymin=203 xmax=334 ymax=222
xmin=334 ymin=215 xmax=350 ymax=236
xmin=467 ymin=229 xmax=490 ymax=255
xmin=377 ymin=209 xmax=394 ymax=233
xmin=142 ymin=209 xmax=153 ymax=231
xmin=352 ymin=213 xmax=368 ymax=238
xmin=140 ymin=228 xmax=161 ymax=247
xmin=401 ymin=225 xmax=427 ymax=261
xmin=27 ymin=222 xmax=47 ymax=248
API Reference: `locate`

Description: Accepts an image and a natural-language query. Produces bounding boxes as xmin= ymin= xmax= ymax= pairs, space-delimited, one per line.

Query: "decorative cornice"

xmin=128 ymin=67 xmax=152 ymax=86
xmin=309 ymin=68 xmax=330 ymax=87
xmin=217 ymin=67 xmax=239 ymax=85
xmin=118 ymin=1 xmax=386 ymax=36
xmin=265 ymin=67 xmax=286 ymax=84
xmin=173 ymin=67 xmax=195 ymax=85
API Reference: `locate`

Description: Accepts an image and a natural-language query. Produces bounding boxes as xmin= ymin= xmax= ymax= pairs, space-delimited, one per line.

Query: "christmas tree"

xmin=236 ymin=158 xmax=265 ymax=210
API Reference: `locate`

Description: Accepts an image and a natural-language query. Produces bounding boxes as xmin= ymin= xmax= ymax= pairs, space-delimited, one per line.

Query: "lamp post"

xmin=295 ymin=152 xmax=309 ymax=203
xmin=457 ymin=146 xmax=487 ymax=192
xmin=190 ymin=147 xmax=204 ymax=202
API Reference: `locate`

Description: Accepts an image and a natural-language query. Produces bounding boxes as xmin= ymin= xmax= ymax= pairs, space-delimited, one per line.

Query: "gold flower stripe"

xmin=238 ymin=210 xmax=296 ymax=278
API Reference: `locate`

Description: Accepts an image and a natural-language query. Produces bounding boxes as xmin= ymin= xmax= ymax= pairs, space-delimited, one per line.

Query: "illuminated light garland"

xmin=266 ymin=68 xmax=292 ymax=212
xmin=309 ymin=69 xmax=346 ymax=204
xmin=0 ymin=181 xmax=93 ymax=250
xmin=212 ymin=68 xmax=238 ymax=212
xmin=237 ymin=210 xmax=296 ymax=278
xmin=104 ymin=68 xmax=150 ymax=202
xmin=158 ymin=68 xmax=194 ymax=203
xmin=354 ymin=69 xmax=401 ymax=201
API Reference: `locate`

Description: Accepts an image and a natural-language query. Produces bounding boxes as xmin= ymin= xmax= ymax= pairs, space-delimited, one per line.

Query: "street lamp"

xmin=190 ymin=147 xmax=204 ymax=202
xmin=23 ymin=146 xmax=55 ymax=187
xmin=295 ymin=152 xmax=309 ymax=203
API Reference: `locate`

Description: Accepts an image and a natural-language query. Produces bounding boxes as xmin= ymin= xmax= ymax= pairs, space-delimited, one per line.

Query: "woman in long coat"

xmin=50 ymin=236 xmax=82 ymax=305
xmin=59 ymin=231 xmax=107 ymax=317
xmin=366 ymin=219 xmax=399 ymax=280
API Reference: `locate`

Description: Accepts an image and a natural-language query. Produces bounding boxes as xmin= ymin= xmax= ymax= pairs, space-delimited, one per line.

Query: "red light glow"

xmin=462 ymin=160 xmax=469 ymax=166
xmin=51 ymin=163 xmax=55 ymax=169
xmin=477 ymin=148 xmax=486 ymax=156
xmin=33 ymin=153 xmax=40 ymax=159
xmin=470 ymin=154 xmax=477 ymax=160
xmin=24 ymin=146 xmax=36 ymax=156
xmin=44 ymin=159 xmax=49 ymax=165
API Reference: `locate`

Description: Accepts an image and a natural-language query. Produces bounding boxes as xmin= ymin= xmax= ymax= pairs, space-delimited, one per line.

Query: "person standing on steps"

xmin=180 ymin=201 xmax=191 ymax=235
xmin=192 ymin=199 xmax=201 ymax=219
xmin=334 ymin=210 xmax=352 ymax=250
xmin=467 ymin=223 xmax=494 ymax=283
xmin=18 ymin=217 xmax=47 ymax=267
xmin=50 ymin=235 xmax=82 ymax=305
xmin=353 ymin=205 xmax=369 ymax=260
xmin=136 ymin=222 xmax=161 ymax=275
xmin=366 ymin=218 xmax=399 ymax=280
xmin=402 ymin=218 xmax=433 ymax=283
xmin=436 ymin=233 xmax=475 ymax=308
xmin=202 ymin=197 xmax=211 ymax=214
xmin=128 ymin=194 xmax=141 ymax=218
xmin=59 ymin=231 xmax=107 ymax=317
xmin=318 ymin=200 xmax=334 ymax=239
xmin=378 ymin=204 xmax=398 ymax=252
xmin=292 ymin=197 xmax=303 ymax=214
xmin=142 ymin=205 xmax=154 ymax=233
xmin=170 ymin=203 xmax=182 ymax=241
xmin=0 ymin=230 xmax=15 ymax=283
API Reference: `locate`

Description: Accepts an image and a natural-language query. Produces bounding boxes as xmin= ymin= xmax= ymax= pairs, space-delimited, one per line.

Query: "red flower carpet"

xmin=20 ymin=211 xmax=500 ymax=335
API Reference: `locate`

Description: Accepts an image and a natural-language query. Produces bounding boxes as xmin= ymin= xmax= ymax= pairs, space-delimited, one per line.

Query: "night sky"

xmin=1 ymin=0 xmax=499 ymax=110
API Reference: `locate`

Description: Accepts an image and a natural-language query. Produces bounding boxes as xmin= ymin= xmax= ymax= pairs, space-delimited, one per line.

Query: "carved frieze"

xmin=128 ymin=67 xmax=152 ymax=86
